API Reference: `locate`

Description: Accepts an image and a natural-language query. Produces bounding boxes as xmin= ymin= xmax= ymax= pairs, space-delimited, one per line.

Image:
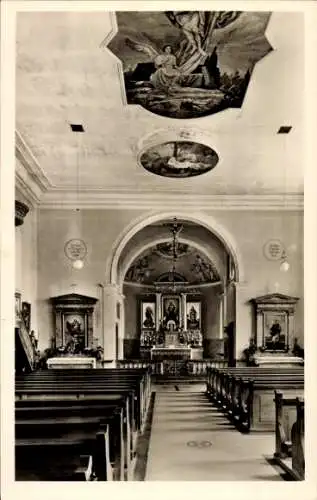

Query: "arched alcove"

xmin=106 ymin=211 xmax=244 ymax=287
xmin=105 ymin=213 xmax=242 ymax=364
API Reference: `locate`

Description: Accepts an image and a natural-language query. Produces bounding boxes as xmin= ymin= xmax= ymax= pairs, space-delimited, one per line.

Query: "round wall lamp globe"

xmin=280 ymin=260 xmax=290 ymax=272
xmin=72 ymin=259 xmax=84 ymax=270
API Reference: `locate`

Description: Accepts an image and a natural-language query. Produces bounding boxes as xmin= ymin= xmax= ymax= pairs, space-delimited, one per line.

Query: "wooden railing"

xmin=16 ymin=320 xmax=37 ymax=371
xmin=116 ymin=359 xmax=228 ymax=377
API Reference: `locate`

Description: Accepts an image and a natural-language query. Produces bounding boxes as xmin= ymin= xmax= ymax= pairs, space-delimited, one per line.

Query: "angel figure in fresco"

xmin=125 ymin=39 xmax=182 ymax=92
xmin=125 ymin=11 xmax=242 ymax=93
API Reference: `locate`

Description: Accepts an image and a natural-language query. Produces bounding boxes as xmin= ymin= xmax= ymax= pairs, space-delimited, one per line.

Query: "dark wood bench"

xmin=16 ymin=368 xmax=151 ymax=433
xmin=273 ymin=392 xmax=304 ymax=480
xmin=16 ymin=395 xmax=134 ymax=478
xmin=206 ymin=367 xmax=304 ymax=432
xmin=15 ymin=368 xmax=152 ymax=480
xmin=16 ymin=401 xmax=125 ymax=480
xmin=16 ymin=420 xmax=113 ymax=481
xmin=17 ymin=367 xmax=152 ymax=424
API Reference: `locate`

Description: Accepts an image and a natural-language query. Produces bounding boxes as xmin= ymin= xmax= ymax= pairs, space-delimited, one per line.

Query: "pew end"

xmin=74 ymin=455 xmax=93 ymax=481
xmin=273 ymin=392 xmax=305 ymax=480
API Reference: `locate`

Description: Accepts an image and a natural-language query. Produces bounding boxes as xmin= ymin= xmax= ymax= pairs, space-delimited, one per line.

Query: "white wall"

xmin=35 ymin=208 xmax=303 ymax=358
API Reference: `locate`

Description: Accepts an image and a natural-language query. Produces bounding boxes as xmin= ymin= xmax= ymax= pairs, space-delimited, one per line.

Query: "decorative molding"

xmin=15 ymin=129 xmax=51 ymax=204
xmin=136 ymin=127 xmax=218 ymax=155
xmin=39 ymin=191 xmax=304 ymax=211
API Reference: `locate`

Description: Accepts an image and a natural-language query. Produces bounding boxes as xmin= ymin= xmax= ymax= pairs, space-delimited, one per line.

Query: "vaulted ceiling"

xmin=15 ymin=11 xmax=304 ymax=206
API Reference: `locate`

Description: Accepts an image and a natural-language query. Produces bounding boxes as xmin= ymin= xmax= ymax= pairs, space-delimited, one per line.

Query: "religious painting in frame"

xmin=186 ymin=301 xmax=201 ymax=330
xmin=21 ymin=301 xmax=31 ymax=333
xmin=263 ymin=311 xmax=288 ymax=352
xmin=141 ymin=301 xmax=156 ymax=330
xmin=62 ymin=312 xmax=88 ymax=352
xmin=162 ymin=295 xmax=181 ymax=328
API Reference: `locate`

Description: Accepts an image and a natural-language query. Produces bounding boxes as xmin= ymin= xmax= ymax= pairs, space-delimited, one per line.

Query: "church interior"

xmin=3 ymin=5 xmax=315 ymax=489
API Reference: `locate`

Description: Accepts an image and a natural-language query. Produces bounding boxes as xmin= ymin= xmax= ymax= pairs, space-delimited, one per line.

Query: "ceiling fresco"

xmin=140 ymin=140 xmax=219 ymax=178
xmin=124 ymin=244 xmax=220 ymax=286
xmin=108 ymin=11 xmax=272 ymax=119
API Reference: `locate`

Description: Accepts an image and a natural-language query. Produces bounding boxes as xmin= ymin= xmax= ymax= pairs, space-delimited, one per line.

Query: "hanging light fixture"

xmin=279 ymin=129 xmax=291 ymax=273
xmin=64 ymin=124 xmax=87 ymax=270
xmin=280 ymin=250 xmax=290 ymax=272
xmin=167 ymin=218 xmax=183 ymax=291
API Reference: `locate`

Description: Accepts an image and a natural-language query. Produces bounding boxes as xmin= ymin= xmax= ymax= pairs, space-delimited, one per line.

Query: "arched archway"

xmin=106 ymin=211 xmax=244 ymax=287
xmin=104 ymin=212 xmax=243 ymax=365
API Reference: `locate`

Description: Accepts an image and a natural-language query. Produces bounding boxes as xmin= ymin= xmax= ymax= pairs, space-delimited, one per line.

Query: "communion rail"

xmin=117 ymin=359 xmax=228 ymax=376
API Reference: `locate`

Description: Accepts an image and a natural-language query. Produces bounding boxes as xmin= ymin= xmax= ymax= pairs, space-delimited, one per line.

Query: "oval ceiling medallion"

xmin=140 ymin=141 xmax=219 ymax=178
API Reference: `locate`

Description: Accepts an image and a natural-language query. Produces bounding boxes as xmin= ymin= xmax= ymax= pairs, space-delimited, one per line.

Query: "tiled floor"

xmin=145 ymin=384 xmax=284 ymax=481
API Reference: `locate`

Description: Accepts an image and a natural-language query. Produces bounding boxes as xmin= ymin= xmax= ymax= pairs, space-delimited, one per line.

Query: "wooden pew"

xmin=16 ymin=372 xmax=146 ymax=432
xmin=16 ymin=368 xmax=151 ymax=431
xmin=16 ymin=403 xmax=124 ymax=480
xmin=206 ymin=367 xmax=304 ymax=432
xmin=16 ymin=421 xmax=113 ymax=481
xmin=16 ymin=397 xmax=132 ymax=479
xmin=274 ymin=392 xmax=305 ymax=480
xmin=15 ymin=368 xmax=151 ymax=479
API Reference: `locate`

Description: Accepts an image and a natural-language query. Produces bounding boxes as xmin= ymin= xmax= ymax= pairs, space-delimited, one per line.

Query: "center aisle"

xmin=145 ymin=385 xmax=283 ymax=481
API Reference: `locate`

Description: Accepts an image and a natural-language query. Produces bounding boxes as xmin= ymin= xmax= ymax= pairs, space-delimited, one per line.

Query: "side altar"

xmin=139 ymin=293 xmax=204 ymax=362
xmin=248 ymin=293 xmax=304 ymax=367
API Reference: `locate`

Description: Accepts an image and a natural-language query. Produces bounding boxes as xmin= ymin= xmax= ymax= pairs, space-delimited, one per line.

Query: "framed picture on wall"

xmin=263 ymin=311 xmax=288 ymax=351
xmin=162 ymin=296 xmax=181 ymax=328
xmin=62 ymin=312 xmax=88 ymax=352
xmin=21 ymin=301 xmax=31 ymax=332
xmin=186 ymin=301 xmax=201 ymax=330
xmin=141 ymin=301 xmax=156 ymax=330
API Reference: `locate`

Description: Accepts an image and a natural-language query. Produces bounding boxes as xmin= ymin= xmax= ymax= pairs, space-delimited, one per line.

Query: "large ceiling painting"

xmin=107 ymin=11 xmax=272 ymax=119
xmin=140 ymin=141 xmax=219 ymax=178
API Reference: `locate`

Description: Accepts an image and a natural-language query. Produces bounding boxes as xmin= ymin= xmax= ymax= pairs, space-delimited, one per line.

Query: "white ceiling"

xmin=16 ymin=11 xmax=304 ymax=199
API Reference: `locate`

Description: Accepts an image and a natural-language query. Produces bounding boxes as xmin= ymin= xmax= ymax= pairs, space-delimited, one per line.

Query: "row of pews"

xmin=15 ymin=367 xmax=151 ymax=481
xmin=206 ymin=366 xmax=304 ymax=479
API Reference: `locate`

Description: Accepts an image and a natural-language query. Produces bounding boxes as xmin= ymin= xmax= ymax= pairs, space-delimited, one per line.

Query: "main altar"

xmin=139 ymin=292 xmax=204 ymax=363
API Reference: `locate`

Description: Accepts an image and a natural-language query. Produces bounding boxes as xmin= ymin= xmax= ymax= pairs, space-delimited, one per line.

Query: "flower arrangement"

xmin=37 ymin=343 xmax=104 ymax=369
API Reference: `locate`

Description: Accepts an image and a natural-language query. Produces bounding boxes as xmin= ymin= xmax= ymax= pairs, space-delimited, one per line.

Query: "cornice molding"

xmin=39 ymin=191 xmax=304 ymax=211
xmin=15 ymin=129 xmax=51 ymax=204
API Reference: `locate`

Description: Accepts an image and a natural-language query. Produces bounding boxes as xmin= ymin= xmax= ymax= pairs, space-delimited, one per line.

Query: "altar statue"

xmin=187 ymin=305 xmax=200 ymax=330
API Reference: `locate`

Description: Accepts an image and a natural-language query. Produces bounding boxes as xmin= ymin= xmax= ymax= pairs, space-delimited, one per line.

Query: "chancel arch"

xmin=107 ymin=211 xmax=244 ymax=286
xmin=106 ymin=215 xmax=240 ymax=364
